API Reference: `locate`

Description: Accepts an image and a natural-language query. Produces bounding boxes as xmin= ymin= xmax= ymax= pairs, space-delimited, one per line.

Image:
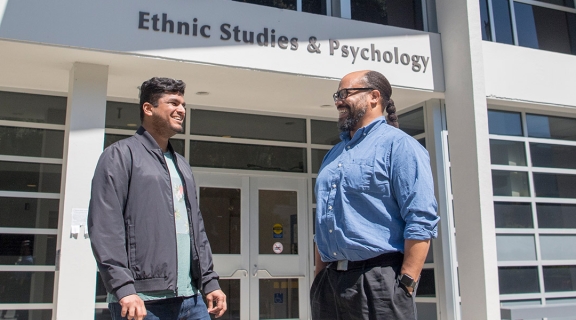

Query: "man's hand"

xmin=206 ymin=289 xmax=227 ymax=318
xmin=119 ymin=294 xmax=146 ymax=320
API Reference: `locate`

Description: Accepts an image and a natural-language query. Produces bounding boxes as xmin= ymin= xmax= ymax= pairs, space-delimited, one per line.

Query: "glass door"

xmin=195 ymin=173 xmax=309 ymax=320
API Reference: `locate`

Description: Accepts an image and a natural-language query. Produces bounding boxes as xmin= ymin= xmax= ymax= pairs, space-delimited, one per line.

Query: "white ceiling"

xmin=0 ymin=39 xmax=443 ymax=120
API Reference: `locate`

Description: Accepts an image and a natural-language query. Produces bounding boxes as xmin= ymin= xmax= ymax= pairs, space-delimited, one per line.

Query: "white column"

xmin=435 ymin=1 xmax=501 ymax=319
xmin=424 ymin=100 xmax=460 ymax=320
xmin=53 ymin=63 xmax=108 ymax=320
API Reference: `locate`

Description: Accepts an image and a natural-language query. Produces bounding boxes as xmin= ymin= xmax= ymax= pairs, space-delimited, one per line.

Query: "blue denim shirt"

xmin=315 ymin=116 xmax=439 ymax=262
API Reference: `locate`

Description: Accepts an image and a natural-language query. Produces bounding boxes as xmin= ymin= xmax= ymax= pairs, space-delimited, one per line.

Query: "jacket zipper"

xmin=174 ymin=155 xmax=201 ymax=292
xmin=161 ymin=150 xmax=179 ymax=296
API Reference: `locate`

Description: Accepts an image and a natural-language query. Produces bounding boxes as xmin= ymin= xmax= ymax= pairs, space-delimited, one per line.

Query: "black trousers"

xmin=310 ymin=253 xmax=417 ymax=320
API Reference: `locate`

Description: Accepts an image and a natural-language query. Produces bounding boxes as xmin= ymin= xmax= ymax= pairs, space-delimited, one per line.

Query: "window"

xmin=350 ymin=0 xmax=424 ymax=30
xmin=0 ymin=91 xmax=65 ymax=316
xmin=490 ymin=108 xmax=576 ymax=305
xmin=481 ymin=0 xmax=576 ymax=55
xmin=232 ymin=0 xmax=327 ymax=14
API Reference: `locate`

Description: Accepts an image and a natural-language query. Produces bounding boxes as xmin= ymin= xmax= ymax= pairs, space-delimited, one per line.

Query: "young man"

xmin=311 ymin=70 xmax=439 ymax=319
xmin=88 ymin=77 xmax=226 ymax=320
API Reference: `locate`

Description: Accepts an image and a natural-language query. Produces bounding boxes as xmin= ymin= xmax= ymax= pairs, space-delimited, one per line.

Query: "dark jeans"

xmin=109 ymin=295 xmax=210 ymax=320
xmin=310 ymin=254 xmax=417 ymax=320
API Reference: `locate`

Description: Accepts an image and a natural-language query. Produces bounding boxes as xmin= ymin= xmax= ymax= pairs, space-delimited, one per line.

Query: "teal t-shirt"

xmin=107 ymin=151 xmax=198 ymax=302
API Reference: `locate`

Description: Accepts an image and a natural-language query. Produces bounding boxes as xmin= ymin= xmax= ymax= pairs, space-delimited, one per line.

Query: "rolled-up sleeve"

xmin=390 ymin=137 xmax=439 ymax=241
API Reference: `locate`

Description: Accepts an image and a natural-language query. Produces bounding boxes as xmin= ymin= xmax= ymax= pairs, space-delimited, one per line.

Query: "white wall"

xmin=483 ymin=41 xmax=576 ymax=108
xmin=0 ymin=0 xmax=444 ymax=92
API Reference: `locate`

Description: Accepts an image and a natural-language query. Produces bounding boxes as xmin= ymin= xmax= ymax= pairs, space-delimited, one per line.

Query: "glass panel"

xmin=535 ymin=0 xmax=575 ymax=7
xmin=311 ymin=149 xmax=328 ymax=174
xmin=546 ymin=297 xmax=576 ymax=304
xmin=312 ymin=208 xmax=316 ymax=235
xmin=95 ymin=308 xmax=113 ymax=320
xmin=232 ymin=0 xmax=296 ymax=10
xmin=514 ymin=2 xmax=540 ymax=49
xmin=0 ymin=126 xmax=64 ymax=158
xmin=259 ymin=190 xmax=298 ymax=255
xmin=95 ymin=272 xmax=107 ymax=303
xmin=490 ymin=140 xmax=527 ymax=166
xmin=189 ymin=110 xmax=305 ymax=143
xmin=416 ymin=303 xmax=437 ymax=320
xmin=480 ymin=0 xmax=493 ymax=41
xmin=351 ymin=0 xmax=423 ymax=30
xmin=492 ymin=170 xmax=530 ymax=197
xmin=0 ymin=161 xmax=62 ymax=193
xmin=190 ymin=141 xmax=306 ymax=173
xmin=105 ymin=102 xmax=141 ymax=130
xmin=488 ymin=110 xmax=522 ymax=136
xmin=543 ymin=266 xmax=576 ymax=292
xmin=104 ymin=134 xmax=129 ymax=149
xmin=104 ymin=134 xmax=184 ymax=156
xmin=492 ymin=0 xmax=514 ymax=44
xmin=494 ymin=202 xmax=534 ymax=228
xmin=0 ymin=198 xmax=59 ymax=229
xmin=0 ymin=91 xmax=66 ymax=125
xmin=530 ymin=143 xmax=576 ymax=169
xmin=398 ymin=108 xmax=425 ymax=136
xmin=500 ymin=299 xmax=541 ymax=306
xmin=206 ymin=279 xmax=240 ymax=320
xmin=540 ymin=235 xmax=576 ymax=260
xmin=514 ymin=2 xmax=576 ymax=55
xmin=417 ymin=268 xmax=435 ymax=297
xmin=496 ymin=235 xmax=536 ymax=261
xmin=199 ymin=187 xmax=241 ymax=254
xmin=498 ymin=267 xmax=540 ymax=294
xmin=0 ymin=234 xmax=57 ymax=265
xmin=171 ymin=139 xmax=185 ymax=156
xmin=0 ymin=310 xmax=52 ymax=320
xmin=302 ymin=0 xmax=327 ymax=14
xmin=312 ymin=178 xmax=317 ymax=204
xmin=259 ymin=279 xmax=299 ymax=319
xmin=527 ymin=114 xmax=576 ymax=141
xmin=537 ymin=203 xmax=576 ymax=228
xmin=0 ymin=272 xmax=54 ymax=302
xmin=418 ymin=138 xmax=426 ymax=148
xmin=533 ymin=173 xmax=576 ymax=198
xmin=425 ymin=243 xmax=433 ymax=263
xmin=311 ymin=120 xmax=339 ymax=145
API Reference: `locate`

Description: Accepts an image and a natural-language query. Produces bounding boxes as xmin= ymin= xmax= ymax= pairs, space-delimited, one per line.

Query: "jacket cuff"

xmin=203 ymin=279 xmax=221 ymax=295
xmin=114 ymin=284 xmax=137 ymax=301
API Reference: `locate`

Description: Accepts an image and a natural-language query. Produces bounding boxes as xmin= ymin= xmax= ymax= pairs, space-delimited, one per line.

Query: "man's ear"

xmin=369 ymin=89 xmax=381 ymax=106
xmin=142 ymin=102 xmax=154 ymax=118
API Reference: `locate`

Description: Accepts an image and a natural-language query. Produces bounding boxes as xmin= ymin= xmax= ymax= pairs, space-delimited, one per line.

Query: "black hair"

xmin=363 ymin=71 xmax=398 ymax=128
xmin=139 ymin=77 xmax=186 ymax=121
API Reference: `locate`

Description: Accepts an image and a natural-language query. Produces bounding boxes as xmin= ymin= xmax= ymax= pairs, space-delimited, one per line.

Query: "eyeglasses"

xmin=332 ymin=88 xmax=374 ymax=102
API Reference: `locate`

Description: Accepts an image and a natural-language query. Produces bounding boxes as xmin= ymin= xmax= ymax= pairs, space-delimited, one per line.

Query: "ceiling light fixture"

xmin=195 ymin=91 xmax=210 ymax=95
xmin=320 ymin=104 xmax=333 ymax=108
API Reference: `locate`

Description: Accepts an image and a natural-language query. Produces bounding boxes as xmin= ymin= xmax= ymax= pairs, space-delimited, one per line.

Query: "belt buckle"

xmin=337 ymin=260 xmax=348 ymax=271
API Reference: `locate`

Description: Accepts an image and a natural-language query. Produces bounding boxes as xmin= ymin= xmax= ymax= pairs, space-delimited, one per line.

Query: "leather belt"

xmin=327 ymin=252 xmax=404 ymax=271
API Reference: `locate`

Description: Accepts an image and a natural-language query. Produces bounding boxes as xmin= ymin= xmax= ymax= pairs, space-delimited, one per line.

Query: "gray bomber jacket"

xmin=88 ymin=126 xmax=220 ymax=301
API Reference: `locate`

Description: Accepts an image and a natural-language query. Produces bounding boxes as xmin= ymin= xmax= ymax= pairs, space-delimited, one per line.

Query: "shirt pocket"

xmin=343 ymin=163 xmax=372 ymax=192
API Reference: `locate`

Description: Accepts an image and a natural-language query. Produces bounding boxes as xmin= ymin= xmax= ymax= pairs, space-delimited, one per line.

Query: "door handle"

xmin=222 ymin=269 xmax=248 ymax=278
xmin=253 ymin=269 xmax=305 ymax=278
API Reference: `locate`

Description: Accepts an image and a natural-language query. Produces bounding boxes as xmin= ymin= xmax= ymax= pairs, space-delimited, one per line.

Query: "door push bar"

xmin=253 ymin=269 xmax=305 ymax=278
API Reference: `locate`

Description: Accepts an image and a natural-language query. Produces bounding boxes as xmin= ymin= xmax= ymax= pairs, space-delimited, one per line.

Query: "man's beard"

xmin=338 ymin=104 xmax=367 ymax=132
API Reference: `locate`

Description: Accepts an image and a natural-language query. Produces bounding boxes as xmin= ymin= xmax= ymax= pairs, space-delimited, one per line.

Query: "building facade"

xmin=0 ymin=0 xmax=575 ymax=319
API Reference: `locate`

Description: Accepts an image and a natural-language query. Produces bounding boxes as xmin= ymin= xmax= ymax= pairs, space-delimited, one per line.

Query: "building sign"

xmin=0 ymin=0 xmax=444 ymax=91
xmin=137 ymin=12 xmax=431 ymax=73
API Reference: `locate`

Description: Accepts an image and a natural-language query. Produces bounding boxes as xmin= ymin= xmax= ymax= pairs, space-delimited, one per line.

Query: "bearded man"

xmin=311 ymin=70 xmax=439 ymax=320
